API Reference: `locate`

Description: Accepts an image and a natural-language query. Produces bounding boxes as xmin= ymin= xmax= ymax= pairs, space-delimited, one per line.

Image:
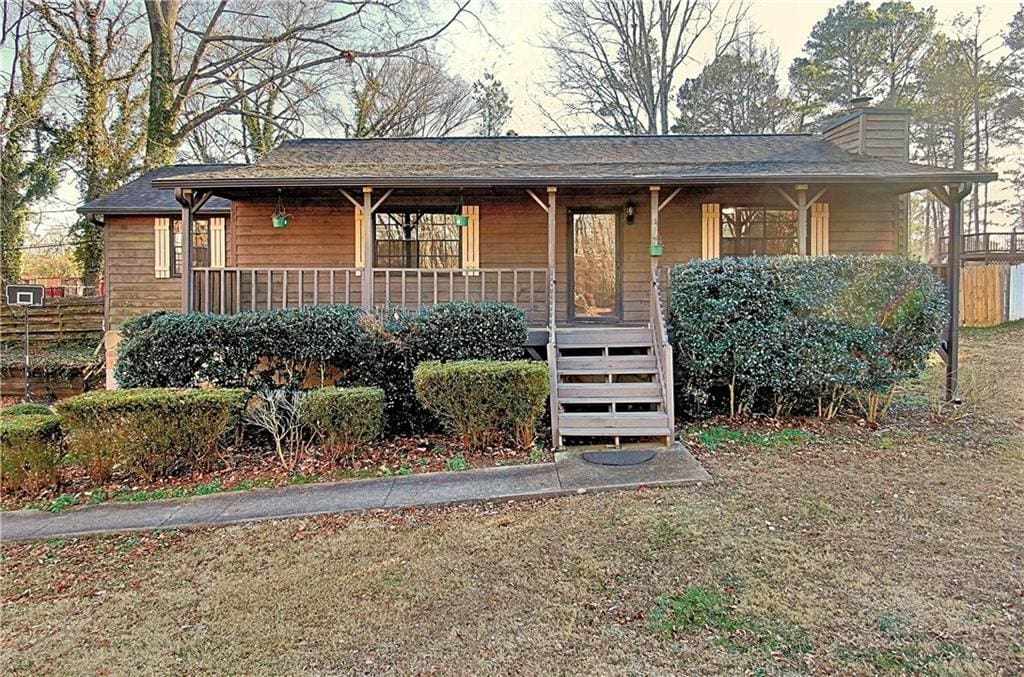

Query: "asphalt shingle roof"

xmin=79 ymin=164 xmax=234 ymax=215
xmin=149 ymin=136 xmax=995 ymax=190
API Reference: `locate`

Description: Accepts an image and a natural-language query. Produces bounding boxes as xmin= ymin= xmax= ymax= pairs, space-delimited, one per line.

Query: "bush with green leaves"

xmin=667 ymin=256 xmax=947 ymax=420
xmin=298 ymin=387 xmax=385 ymax=461
xmin=1 ymin=402 xmax=53 ymax=417
xmin=413 ymin=360 xmax=549 ymax=448
xmin=57 ymin=388 xmax=247 ymax=481
xmin=0 ymin=414 xmax=64 ymax=493
xmin=115 ymin=301 xmax=527 ymax=434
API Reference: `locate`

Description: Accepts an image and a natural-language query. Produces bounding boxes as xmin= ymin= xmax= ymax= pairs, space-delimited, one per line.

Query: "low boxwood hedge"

xmin=667 ymin=255 xmax=948 ymax=420
xmin=298 ymin=387 xmax=385 ymax=460
xmin=0 ymin=414 xmax=64 ymax=494
xmin=1 ymin=402 xmax=53 ymax=417
xmin=115 ymin=301 xmax=528 ymax=434
xmin=56 ymin=388 xmax=247 ymax=481
xmin=413 ymin=360 xmax=549 ymax=448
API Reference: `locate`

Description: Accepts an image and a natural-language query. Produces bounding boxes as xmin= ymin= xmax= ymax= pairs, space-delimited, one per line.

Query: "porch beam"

xmin=658 ymin=186 xmax=682 ymax=212
xmin=527 ymin=189 xmax=549 ymax=213
xmin=361 ymin=186 xmax=374 ymax=310
xmin=371 ymin=188 xmax=393 ymax=213
xmin=338 ymin=189 xmax=361 ymax=209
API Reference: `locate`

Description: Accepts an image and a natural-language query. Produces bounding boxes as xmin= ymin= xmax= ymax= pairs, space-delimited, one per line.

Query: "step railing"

xmin=650 ymin=266 xmax=675 ymax=434
xmin=547 ymin=274 xmax=560 ymax=447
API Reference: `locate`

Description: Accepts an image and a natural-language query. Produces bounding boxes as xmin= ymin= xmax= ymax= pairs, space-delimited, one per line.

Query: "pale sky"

xmin=24 ymin=0 xmax=1024 ymax=237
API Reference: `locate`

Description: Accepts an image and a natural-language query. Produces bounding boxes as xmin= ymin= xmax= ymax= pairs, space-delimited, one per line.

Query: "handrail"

xmin=547 ymin=273 xmax=559 ymax=448
xmin=650 ymin=266 xmax=675 ymax=434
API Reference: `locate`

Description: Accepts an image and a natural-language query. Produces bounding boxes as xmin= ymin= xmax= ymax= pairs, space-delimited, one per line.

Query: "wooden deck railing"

xmin=191 ymin=267 xmax=550 ymax=323
xmin=939 ymin=230 xmax=1023 ymax=263
xmin=650 ymin=266 xmax=675 ymax=430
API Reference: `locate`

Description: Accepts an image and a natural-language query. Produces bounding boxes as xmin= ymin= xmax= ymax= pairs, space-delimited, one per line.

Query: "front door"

xmin=569 ymin=210 xmax=621 ymax=321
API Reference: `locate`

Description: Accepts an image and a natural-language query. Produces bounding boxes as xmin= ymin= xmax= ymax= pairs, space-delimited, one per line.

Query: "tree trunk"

xmin=144 ymin=0 xmax=181 ymax=168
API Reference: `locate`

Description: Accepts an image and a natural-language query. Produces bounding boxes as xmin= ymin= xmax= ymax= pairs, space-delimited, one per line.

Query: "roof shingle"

xmin=79 ymin=164 xmax=234 ymax=215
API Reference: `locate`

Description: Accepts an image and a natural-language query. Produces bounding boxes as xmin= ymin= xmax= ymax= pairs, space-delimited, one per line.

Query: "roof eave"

xmin=77 ymin=206 xmax=232 ymax=216
xmin=152 ymin=171 xmax=998 ymax=191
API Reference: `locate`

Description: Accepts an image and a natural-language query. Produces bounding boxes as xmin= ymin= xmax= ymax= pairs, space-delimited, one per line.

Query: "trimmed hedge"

xmin=56 ymin=388 xmax=247 ymax=481
xmin=667 ymin=256 xmax=948 ymax=420
xmin=413 ymin=360 xmax=549 ymax=448
xmin=0 ymin=414 xmax=63 ymax=493
xmin=298 ymin=387 xmax=385 ymax=460
xmin=1 ymin=402 xmax=53 ymax=417
xmin=115 ymin=301 xmax=527 ymax=433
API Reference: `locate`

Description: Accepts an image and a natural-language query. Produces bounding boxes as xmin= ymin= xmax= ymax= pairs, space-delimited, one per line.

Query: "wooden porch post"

xmin=650 ymin=186 xmax=660 ymax=278
xmin=181 ymin=193 xmax=193 ymax=313
xmin=796 ymin=184 xmax=808 ymax=256
xmin=929 ymin=183 xmax=972 ymax=402
xmin=361 ymin=186 xmax=373 ymax=310
xmin=547 ymin=187 xmax=557 ymax=283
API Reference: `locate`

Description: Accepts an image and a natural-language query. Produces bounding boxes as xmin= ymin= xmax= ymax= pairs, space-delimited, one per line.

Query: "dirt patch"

xmin=2 ymin=325 xmax=1022 ymax=674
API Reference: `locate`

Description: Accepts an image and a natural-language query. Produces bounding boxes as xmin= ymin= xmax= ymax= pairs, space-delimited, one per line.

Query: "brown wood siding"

xmin=232 ymin=199 xmax=355 ymax=267
xmin=827 ymin=187 xmax=900 ymax=255
xmin=823 ymin=117 xmax=863 ymax=154
xmin=105 ymin=215 xmax=184 ymax=326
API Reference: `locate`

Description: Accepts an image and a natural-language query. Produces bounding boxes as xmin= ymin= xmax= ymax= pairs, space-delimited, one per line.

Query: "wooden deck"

xmin=940 ymin=230 xmax=1024 ymax=264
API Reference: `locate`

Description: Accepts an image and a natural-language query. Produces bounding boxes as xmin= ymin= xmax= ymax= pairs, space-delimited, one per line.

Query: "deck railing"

xmin=650 ymin=266 xmax=675 ymax=430
xmin=191 ymin=267 xmax=550 ymax=323
xmin=939 ymin=230 xmax=1023 ymax=262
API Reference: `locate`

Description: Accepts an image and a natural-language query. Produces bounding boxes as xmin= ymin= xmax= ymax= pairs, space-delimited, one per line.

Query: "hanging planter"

xmin=649 ymin=242 xmax=665 ymax=257
xmin=272 ymin=191 xmax=290 ymax=229
xmin=453 ymin=188 xmax=469 ymax=227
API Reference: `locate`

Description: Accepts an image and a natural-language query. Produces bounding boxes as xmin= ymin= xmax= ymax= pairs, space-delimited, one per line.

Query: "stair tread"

xmin=559 ymin=427 xmax=673 ymax=437
xmin=557 ymin=355 xmax=656 ymax=369
xmin=558 ymin=396 xmax=664 ymax=404
xmin=558 ymin=367 xmax=659 ymax=375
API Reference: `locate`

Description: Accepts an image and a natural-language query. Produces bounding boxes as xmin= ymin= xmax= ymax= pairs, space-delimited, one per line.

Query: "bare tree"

xmin=542 ymin=0 xmax=749 ymax=134
xmin=343 ymin=53 xmax=478 ymax=137
xmin=143 ymin=0 xmax=472 ymax=166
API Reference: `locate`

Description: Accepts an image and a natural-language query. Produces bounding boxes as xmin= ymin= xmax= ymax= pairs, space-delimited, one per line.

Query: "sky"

xmin=20 ymin=0 xmax=1024 ymax=237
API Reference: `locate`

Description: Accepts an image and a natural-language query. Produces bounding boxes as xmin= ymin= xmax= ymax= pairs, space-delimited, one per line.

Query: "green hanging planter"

xmin=272 ymin=214 xmax=289 ymax=228
xmin=454 ymin=214 xmax=470 ymax=227
xmin=649 ymin=243 xmax=665 ymax=257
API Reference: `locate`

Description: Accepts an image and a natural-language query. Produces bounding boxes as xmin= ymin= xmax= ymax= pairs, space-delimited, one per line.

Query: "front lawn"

xmin=2 ymin=323 xmax=1021 ymax=674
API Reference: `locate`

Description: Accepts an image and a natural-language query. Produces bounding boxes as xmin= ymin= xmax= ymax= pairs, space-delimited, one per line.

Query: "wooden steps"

xmin=552 ymin=326 xmax=673 ymax=447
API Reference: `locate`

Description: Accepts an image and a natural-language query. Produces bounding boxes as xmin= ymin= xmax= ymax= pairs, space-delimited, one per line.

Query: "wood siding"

xmin=105 ymin=215 xmax=186 ymax=326
xmin=224 ymin=186 xmax=899 ymax=324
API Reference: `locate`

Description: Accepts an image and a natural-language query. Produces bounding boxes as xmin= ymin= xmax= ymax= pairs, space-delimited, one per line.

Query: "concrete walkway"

xmin=0 ymin=444 xmax=710 ymax=542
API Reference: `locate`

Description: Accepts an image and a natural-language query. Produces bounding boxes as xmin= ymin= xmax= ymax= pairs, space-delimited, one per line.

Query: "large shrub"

xmin=115 ymin=301 xmax=528 ymax=433
xmin=667 ymin=256 xmax=948 ymax=420
xmin=57 ymin=388 xmax=247 ymax=481
xmin=413 ymin=360 xmax=549 ymax=448
xmin=0 ymin=414 xmax=64 ymax=493
xmin=298 ymin=387 xmax=385 ymax=461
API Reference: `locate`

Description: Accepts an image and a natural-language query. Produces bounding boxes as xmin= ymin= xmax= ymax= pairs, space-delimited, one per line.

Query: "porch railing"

xmin=939 ymin=229 xmax=1024 ymax=262
xmin=191 ymin=267 xmax=550 ymax=324
xmin=650 ymin=266 xmax=675 ymax=429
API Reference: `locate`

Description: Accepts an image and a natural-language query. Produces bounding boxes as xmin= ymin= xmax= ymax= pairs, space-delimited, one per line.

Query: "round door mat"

xmin=581 ymin=449 xmax=656 ymax=466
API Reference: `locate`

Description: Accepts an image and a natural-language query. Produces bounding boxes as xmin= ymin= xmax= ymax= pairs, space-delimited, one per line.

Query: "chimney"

xmin=822 ymin=98 xmax=910 ymax=161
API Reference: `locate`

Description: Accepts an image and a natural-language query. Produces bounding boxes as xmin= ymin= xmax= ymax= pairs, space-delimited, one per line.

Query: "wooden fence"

xmin=959 ymin=264 xmax=1024 ymax=327
xmin=0 ymin=296 xmax=104 ymax=347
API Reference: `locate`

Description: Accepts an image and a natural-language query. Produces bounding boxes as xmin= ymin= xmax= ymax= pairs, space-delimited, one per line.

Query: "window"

xmin=171 ymin=219 xmax=210 ymax=277
xmin=374 ymin=211 xmax=461 ymax=268
xmin=720 ymin=207 xmax=799 ymax=257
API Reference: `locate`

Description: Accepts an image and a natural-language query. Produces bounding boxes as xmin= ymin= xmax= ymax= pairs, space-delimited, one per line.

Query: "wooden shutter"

xmin=810 ymin=203 xmax=829 ymax=256
xmin=154 ymin=217 xmax=171 ymax=278
xmin=461 ymin=205 xmax=480 ymax=270
xmin=354 ymin=205 xmax=365 ymax=268
xmin=701 ymin=203 xmax=720 ymax=259
xmin=210 ymin=217 xmax=226 ymax=267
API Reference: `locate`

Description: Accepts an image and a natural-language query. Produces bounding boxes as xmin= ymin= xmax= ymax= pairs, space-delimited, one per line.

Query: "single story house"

xmin=81 ymin=101 xmax=994 ymax=447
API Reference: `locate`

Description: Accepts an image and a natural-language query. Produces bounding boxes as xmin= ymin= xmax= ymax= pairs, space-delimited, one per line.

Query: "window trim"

xmin=372 ymin=209 xmax=463 ymax=269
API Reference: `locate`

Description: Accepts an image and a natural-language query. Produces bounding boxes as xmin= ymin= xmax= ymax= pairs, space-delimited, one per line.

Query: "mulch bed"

xmin=1 ymin=435 xmax=553 ymax=512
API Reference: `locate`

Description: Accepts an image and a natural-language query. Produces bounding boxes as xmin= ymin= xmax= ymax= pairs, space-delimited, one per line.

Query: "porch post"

xmin=361 ymin=186 xmax=373 ymax=310
xmin=945 ymin=184 xmax=968 ymax=402
xmin=176 ymin=188 xmax=194 ymax=313
xmin=547 ymin=187 xmax=557 ymax=283
xmin=796 ymin=184 xmax=808 ymax=255
xmin=650 ymin=186 xmax=660 ymax=277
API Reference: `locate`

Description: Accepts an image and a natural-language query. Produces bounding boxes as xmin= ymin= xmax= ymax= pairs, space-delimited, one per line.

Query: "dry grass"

xmin=2 ymin=324 xmax=1023 ymax=675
